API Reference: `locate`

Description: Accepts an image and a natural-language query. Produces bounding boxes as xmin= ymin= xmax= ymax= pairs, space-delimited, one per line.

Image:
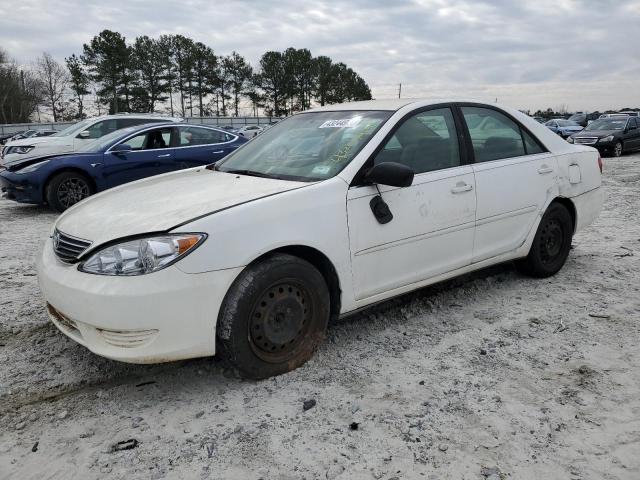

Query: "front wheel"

xmin=216 ymin=253 xmax=330 ymax=379
xmin=612 ymin=141 xmax=623 ymax=158
xmin=45 ymin=171 xmax=93 ymax=212
xmin=516 ymin=203 xmax=573 ymax=278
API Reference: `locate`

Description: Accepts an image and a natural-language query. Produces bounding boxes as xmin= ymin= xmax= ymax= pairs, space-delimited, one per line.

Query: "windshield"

xmin=77 ymin=126 xmax=139 ymax=152
xmin=216 ymin=110 xmax=392 ymax=181
xmin=52 ymin=119 xmax=94 ymax=137
xmin=568 ymin=114 xmax=584 ymax=121
xmin=586 ymin=119 xmax=627 ymax=131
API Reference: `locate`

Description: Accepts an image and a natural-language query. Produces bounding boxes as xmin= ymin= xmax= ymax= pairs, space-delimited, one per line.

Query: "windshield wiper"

xmin=218 ymin=168 xmax=282 ymax=179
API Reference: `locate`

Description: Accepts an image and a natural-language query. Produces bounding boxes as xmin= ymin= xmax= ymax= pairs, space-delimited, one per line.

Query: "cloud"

xmin=1 ymin=0 xmax=639 ymax=111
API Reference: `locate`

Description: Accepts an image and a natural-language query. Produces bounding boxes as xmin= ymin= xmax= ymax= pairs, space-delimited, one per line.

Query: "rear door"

xmin=174 ymin=125 xmax=238 ymax=168
xmin=103 ymin=126 xmax=177 ymax=187
xmin=459 ymin=105 xmax=558 ymax=263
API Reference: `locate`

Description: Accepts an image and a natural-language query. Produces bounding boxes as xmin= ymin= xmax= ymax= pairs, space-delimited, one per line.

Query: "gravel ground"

xmin=1 ymin=153 xmax=639 ymax=480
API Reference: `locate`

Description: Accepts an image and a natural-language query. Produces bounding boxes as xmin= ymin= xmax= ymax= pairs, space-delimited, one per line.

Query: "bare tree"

xmin=35 ymin=52 xmax=69 ymax=122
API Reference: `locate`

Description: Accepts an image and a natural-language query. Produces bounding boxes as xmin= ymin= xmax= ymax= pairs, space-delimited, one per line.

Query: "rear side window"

xmin=373 ymin=107 xmax=461 ymax=174
xmin=179 ymin=126 xmax=230 ymax=146
xmin=462 ymin=107 xmax=543 ymax=162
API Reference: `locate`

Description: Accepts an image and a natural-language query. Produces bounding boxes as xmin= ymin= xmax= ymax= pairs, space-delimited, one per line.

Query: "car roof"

xmin=307 ymin=98 xmax=483 ymax=112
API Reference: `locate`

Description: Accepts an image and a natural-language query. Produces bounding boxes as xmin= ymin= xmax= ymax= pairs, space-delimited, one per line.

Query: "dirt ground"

xmin=1 ymin=153 xmax=639 ymax=480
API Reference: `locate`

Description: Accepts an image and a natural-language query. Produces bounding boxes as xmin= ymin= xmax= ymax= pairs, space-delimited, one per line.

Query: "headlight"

xmin=567 ymin=136 xmax=574 ymax=143
xmin=15 ymin=160 xmax=50 ymax=174
xmin=79 ymin=233 xmax=206 ymax=276
xmin=14 ymin=146 xmax=35 ymax=154
xmin=599 ymin=135 xmax=614 ymax=143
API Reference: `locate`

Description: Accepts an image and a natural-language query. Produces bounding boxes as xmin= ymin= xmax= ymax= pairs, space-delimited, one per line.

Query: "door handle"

xmin=212 ymin=150 xmax=225 ymax=154
xmin=538 ymin=165 xmax=553 ymax=174
xmin=451 ymin=182 xmax=473 ymax=194
xmin=157 ymin=153 xmax=171 ymax=158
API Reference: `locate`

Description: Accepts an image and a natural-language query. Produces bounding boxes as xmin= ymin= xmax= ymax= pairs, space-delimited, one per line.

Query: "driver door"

xmin=346 ymin=106 xmax=476 ymax=301
xmin=103 ymin=126 xmax=177 ymax=187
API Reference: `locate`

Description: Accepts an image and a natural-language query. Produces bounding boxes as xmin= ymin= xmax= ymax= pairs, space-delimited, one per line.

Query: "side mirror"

xmin=364 ymin=162 xmax=414 ymax=188
xmin=111 ymin=143 xmax=132 ymax=153
xmin=78 ymin=130 xmax=91 ymax=139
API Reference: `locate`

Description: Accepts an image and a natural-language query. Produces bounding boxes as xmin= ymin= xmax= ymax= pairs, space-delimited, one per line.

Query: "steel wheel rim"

xmin=539 ymin=218 xmax=563 ymax=264
xmin=249 ymin=280 xmax=312 ymax=363
xmin=57 ymin=178 xmax=90 ymax=208
xmin=614 ymin=143 xmax=622 ymax=157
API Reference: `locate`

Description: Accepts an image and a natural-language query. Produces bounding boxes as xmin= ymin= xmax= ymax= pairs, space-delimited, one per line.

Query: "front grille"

xmin=574 ymin=137 xmax=598 ymax=145
xmin=53 ymin=229 xmax=92 ymax=263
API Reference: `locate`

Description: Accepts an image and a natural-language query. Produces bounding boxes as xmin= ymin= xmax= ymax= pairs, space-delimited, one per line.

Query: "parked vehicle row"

xmin=568 ymin=116 xmax=640 ymax=157
xmin=544 ymin=119 xmax=584 ymax=138
xmin=0 ymin=123 xmax=247 ymax=211
xmin=0 ymin=114 xmax=183 ymax=164
xmin=36 ymin=99 xmax=604 ymax=378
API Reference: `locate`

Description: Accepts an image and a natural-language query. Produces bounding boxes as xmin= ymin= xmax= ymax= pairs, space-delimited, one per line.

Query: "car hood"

xmin=55 ymin=167 xmax=309 ymax=251
xmin=5 ymin=135 xmax=64 ymax=147
xmin=574 ymin=129 xmax=618 ymax=137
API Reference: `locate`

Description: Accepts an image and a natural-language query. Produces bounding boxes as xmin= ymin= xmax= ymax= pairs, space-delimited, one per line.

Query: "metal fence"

xmin=0 ymin=116 xmax=281 ymax=137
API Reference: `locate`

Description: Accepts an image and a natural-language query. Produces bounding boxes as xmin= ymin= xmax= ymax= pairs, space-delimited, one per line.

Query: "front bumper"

xmin=36 ymin=236 xmax=243 ymax=363
xmin=0 ymin=169 xmax=44 ymax=204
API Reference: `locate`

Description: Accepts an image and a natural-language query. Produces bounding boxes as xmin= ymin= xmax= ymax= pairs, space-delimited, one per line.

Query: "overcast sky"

xmin=1 ymin=0 xmax=639 ymax=112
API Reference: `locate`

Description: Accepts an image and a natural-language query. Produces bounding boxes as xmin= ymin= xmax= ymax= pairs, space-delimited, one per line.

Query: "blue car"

xmin=544 ymin=119 xmax=583 ymax=138
xmin=0 ymin=123 xmax=247 ymax=211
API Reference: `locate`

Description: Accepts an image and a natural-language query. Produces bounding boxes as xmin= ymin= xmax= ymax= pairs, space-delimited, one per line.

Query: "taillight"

xmin=597 ymin=154 xmax=603 ymax=173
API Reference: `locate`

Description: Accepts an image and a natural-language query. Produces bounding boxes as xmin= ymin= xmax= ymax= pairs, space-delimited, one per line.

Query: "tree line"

xmin=0 ymin=30 xmax=372 ymax=124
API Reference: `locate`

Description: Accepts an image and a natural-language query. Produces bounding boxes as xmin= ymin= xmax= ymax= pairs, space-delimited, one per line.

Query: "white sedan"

xmin=37 ymin=99 xmax=604 ymax=378
xmin=235 ymin=125 xmax=264 ymax=138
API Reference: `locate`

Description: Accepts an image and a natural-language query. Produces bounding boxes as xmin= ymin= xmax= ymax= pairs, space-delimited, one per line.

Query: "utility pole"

xmin=398 ymin=83 xmax=402 ymax=99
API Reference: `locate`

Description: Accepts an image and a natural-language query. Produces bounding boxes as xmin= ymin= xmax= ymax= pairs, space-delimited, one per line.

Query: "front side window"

xmin=462 ymin=107 xmax=528 ymax=162
xmin=216 ymin=110 xmax=391 ymax=181
xmin=82 ymin=119 xmax=118 ymax=139
xmin=179 ymin=126 xmax=229 ymax=146
xmin=121 ymin=128 xmax=173 ymax=151
xmin=373 ymin=107 xmax=461 ymax=174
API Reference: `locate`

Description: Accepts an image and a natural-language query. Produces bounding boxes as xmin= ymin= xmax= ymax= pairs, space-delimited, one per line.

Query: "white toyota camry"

xmin=37 ymin=99 xmax=604 ymax=378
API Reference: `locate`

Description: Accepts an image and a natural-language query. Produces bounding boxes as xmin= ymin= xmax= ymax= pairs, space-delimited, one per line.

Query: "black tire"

xmin=216 ymin=253 xmax=330 ymax=379
xmin=45 ymin=171 xmax=93 ymax=212
xmin=612 ymin=141 xmax=623 ymax=158
xmin=516 ymin=203 xmax=573 ymax=278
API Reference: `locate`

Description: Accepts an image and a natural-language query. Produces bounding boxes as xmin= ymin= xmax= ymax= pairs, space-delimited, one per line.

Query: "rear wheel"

xmin=516 ymin=203 xmax=573 ymax=278
xmin=45 ymin=171 xmax=93 ymax=212
xmin=216 ymin=253 xmax=330 ymax=379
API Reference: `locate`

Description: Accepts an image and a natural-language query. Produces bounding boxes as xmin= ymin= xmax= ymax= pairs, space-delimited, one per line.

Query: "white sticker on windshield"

xmin=311 ymin=165 xmax=331 ymax=175
xmin=319 ymin=117 xmax=362 ymax=129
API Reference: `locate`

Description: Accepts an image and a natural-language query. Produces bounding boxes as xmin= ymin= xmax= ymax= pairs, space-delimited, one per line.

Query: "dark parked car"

xmin=567 ymin=112 xmax=600 ymax=127
xmin=568 ymin=117 xmax=640 ymax=157
xmin=544 ymin=119 xmax=583 ymax=138
xmin=0 ymin=131 xmax=23 ymax=145
xmin=33 ymin=129 xmax=59 ymax=137
xmin=0 ymin=123 xmax=247 ymax=211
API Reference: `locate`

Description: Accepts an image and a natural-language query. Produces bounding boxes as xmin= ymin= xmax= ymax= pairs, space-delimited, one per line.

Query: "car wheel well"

xmin=551 ymin=197 xmax=576 ymax=233
xmin=250 ymin=246 xmax=341 ymax=319
xmin=43 ymin=168 xmax=96 ymax=201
